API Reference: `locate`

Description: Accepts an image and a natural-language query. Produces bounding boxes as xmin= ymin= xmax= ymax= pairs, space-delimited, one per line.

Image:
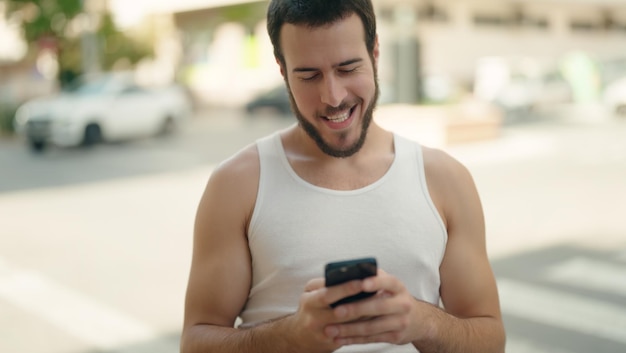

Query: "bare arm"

xmin=318 ymin=148 xmax=505 ymax=352
xmin=413 ymin=147 xmax=505 ymax=352
xmin=181 ymin=145 xmax=277 ymax=352
xmin=180 ymin=145 xmax=369 ymax=353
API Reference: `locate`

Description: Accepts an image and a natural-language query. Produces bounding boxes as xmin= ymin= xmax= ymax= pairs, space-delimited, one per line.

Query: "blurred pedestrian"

xmin=181 ymin=1 xmax=505 ymax=352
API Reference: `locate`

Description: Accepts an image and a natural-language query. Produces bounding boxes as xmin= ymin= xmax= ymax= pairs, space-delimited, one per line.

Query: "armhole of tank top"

xmin=246 ymin=135 xmax=273 ymax=239
xmin=412 ymin=140 xmax=449 ymax=250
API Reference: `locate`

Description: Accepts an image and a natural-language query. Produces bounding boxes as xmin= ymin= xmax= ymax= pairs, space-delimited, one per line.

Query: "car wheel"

xmin=158 ymin=116 xmax=175 ymax=136
xmin=82 ymin=123 xmax=102 ymax=146
xmin=29 ymin=139 xmax=46 ymax=152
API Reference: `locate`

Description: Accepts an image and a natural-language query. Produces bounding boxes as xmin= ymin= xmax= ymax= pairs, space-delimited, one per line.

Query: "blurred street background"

xmin=1 ymin=1 xmax=625 ymax=352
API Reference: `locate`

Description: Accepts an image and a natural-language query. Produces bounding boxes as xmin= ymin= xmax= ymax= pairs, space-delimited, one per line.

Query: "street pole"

xmin=80 ymin=0 xmax=101 ymax=76
xmin=393 ymin=5 xmax=423 ymax=104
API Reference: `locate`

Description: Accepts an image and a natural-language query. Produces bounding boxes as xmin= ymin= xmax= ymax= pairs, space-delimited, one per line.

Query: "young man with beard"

xmin=181 ymin=1 xmax=505 ymax=352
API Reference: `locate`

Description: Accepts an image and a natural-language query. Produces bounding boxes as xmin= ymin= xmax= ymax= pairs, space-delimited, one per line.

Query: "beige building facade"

xmin=107 ymin=0 xmax=626 ymax=106
xmin=4 ymin=0 xmax=626 ymax=106
xmin=375 ymin=0 xmax=626 ymax=83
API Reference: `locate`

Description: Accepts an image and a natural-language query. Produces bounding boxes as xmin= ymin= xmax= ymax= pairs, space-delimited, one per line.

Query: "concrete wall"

xmin=164 ymin=0 xmax=626 ymax=107
xmin=377 ymin=0 xmax=626 ymax=81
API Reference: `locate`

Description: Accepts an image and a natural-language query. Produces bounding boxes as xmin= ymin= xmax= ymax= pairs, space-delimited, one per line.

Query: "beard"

xmin=286 ymin=76 xmax=380 ymax=158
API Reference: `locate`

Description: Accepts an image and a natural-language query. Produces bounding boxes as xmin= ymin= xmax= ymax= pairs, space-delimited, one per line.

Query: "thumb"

xmin=304 ymin=278 xmax=325 ymax=292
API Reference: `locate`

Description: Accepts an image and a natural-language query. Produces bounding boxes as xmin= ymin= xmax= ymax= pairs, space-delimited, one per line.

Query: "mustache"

xmin=320 ymin=100 xmax=358 ymax=117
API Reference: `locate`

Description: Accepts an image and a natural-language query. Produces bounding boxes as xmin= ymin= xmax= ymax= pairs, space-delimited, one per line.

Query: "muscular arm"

xmin=180 ymin=146 xmax=291 ymax=353
xmin=180 ymin=145 xmax=360 ymax=353
xmin=415 ymin=147 xmax=505 ymax=353
xmin=290 ymin=147 xmax=505 ymax=352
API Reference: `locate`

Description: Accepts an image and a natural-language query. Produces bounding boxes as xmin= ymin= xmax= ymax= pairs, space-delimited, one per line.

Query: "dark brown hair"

xmin=267 ymin=0 xmax=377 ymax=66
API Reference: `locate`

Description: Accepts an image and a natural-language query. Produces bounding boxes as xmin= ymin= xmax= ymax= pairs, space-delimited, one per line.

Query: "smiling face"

xmin=280 ymin=13 xmax=380 ymax=158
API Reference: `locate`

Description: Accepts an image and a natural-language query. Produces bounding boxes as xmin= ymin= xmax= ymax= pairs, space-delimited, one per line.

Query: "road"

xmin=0 ymin=106 xmax=625 ymax=353
xmin=0 ymin=109 xmax=294 ymax=193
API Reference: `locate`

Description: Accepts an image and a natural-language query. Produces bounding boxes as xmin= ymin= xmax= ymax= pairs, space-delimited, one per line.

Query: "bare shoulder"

xmin=183 ymin=143 xmax=260 ymax=330
xmin=420 ymin=146 xmax=480 ymax=228
xmin=199 ymin=142 xmax=261 ymax=229
xmin=426 ymin=145 xmax=500 ymax=325
xmin=421 ymin=146 xmax=473 ymax=186
xmin=209 ymin=142 xmax=260 ymax=191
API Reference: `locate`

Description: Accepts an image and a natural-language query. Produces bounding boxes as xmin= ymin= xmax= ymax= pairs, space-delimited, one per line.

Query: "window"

xmin=418 ymin=2 xmax=448 ymax=23
xmin=599 ymin=10 xmax=626 ymax=32
xmin=570 ymin=19 xmax=604 ymax=32
xmin=379 ymin=3 xmax=448 ymax=24
xmin=473 ymin=13 xmax=514 ymax=28
xmin=473 ymin=6 xmax=548 ymax=30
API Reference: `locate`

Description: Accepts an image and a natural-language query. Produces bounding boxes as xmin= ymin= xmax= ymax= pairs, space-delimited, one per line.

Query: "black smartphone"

xmin=324 ymin=257 xmax=378 ymax=308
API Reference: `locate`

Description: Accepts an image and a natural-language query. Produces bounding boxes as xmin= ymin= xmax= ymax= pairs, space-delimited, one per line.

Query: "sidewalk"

xmin=456 ymin=118 xmax=626 ymax=259
xmin=1 ymin=105 xmax=624 ymax=353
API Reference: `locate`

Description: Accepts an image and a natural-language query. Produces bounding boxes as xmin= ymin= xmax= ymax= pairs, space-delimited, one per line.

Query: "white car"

xmin=14 ymin=72 xmax=192 ymax=151
xmin=603 ymin=77 xmax=626 ymax=116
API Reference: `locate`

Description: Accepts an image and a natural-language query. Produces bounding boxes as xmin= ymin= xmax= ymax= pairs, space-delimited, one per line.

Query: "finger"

xmin=362 ymin=269 xmax=405 ymax=294
xmin=300 ymin=285 xmax=330 ymax=309
xmin=304 ymin=278 xmax=325 ymax=292
xmin=325 ymin=280 xmax=367 ymax=308
xmin=330 ymin=315 xmax=409 ymax=345
xmin=334 ymin=289 xmax=412 ymax=323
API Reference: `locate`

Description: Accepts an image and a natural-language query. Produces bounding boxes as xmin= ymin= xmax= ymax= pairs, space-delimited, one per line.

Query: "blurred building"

xmin=379 ymin=1 xmax=626 ymax=76
xmin=376 ymin=0 xmax=626 ymax=103
xmin=4 ymin=0 xmax=626 ymax=107
xmin=108 ymin=0 xmax=626 ymax=107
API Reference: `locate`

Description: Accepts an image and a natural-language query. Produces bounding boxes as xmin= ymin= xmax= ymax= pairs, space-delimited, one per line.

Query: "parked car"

xmin=14 ymin=72 xmax=192 ymax=151
xmin=492 ymin=71 xmax=572 ymax=117
xmin=474 ymin=57 xmax=572 ymax=121
xmin=602 ymin=77 xmax=626 ymax=116
xmin=245 ymin=85 xmax=292 ymax=116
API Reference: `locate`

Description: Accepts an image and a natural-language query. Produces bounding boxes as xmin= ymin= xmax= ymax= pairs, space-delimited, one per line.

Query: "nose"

xmin=320 ymin=75 xmax=347 ymax=108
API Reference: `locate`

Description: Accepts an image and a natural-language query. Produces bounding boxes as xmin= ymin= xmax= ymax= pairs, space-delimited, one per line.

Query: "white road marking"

xmin=498 ymin=278 xmax=626 ymax=344
xmin=0 ymin=258 xmax=157 ymax=351
xmin=545 ymin=257 xmax=626 ymax=298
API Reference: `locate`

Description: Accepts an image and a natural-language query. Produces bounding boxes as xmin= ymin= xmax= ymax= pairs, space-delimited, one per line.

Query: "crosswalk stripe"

xmin=545 ymin=257 xmax=626 ymax=298
xmin=498 ymin=278 xmax=626 ymax=344
xmin=0 ymin=259 xmax=157 ymax=351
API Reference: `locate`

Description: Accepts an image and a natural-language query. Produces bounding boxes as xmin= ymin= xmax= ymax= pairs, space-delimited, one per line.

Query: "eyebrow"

xmin=292 ymin=58 xmax=363 ymax=73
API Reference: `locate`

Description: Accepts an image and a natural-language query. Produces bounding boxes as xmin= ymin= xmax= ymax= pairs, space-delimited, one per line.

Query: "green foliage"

xmin=221 ymin=2 xmax=268 ymax=29
xmin=6 ymin=0 xmax=82 ymax=43
xmin=98 ymin=12 xmax=153 ymax=70
xmin=0 ymin=101 xmax=18 ymax=135
xmin=5 ymin=0 xmax=153 ymax=86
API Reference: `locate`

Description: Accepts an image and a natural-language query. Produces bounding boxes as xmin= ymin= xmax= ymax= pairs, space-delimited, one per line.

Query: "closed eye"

xmin=299 ymin=73 xmax=319 ymax=81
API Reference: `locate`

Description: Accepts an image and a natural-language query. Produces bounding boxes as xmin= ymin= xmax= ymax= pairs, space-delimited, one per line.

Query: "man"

xmin=181 ymin=1 xmax=506 ymax=352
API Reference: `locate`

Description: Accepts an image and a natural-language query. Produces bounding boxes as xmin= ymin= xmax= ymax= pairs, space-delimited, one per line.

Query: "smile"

xmin=324 ymin=106 xmax=356 ymax=123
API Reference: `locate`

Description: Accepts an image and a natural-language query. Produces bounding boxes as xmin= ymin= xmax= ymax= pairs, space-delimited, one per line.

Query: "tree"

xmin=4 ymin=0 xmax=153 ymax=86
xmin=98 ymin=11 xmax=152 ymax=71
xmin=6 ymin=0 xmax=83 ymax=43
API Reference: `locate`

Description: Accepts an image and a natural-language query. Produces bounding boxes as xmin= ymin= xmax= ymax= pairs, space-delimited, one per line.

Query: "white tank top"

xmin=241 ymin=132 xmax=447 ymax=352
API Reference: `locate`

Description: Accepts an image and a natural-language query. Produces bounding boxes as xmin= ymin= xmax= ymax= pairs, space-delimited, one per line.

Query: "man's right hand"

xmin=280 ymin=277 xmax=371 ymax=352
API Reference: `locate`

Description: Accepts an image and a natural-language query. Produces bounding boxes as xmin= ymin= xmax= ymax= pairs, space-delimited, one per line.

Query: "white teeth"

xmin=326 ymin=111 xmax=350 ymax=123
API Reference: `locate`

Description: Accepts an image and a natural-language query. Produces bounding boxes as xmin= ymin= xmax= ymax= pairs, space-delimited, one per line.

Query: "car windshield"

xmin=63 ymin=75 xmax=128 ymax=95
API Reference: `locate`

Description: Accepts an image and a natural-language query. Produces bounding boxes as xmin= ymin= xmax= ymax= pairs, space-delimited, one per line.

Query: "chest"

xmin=288 ymin=156 xmax=394 ymax=190
xmin=247 ymin=181 xmax=448 ymax=307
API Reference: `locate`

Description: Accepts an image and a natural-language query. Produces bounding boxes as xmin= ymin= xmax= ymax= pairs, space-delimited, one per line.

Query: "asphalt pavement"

xmin=0 ymin=105 xmax=625 ymax=353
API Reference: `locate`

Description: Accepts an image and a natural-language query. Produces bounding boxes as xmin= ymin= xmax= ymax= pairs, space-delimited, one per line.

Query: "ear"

xmin=276 ymin=57 xmax=286 ymax=78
